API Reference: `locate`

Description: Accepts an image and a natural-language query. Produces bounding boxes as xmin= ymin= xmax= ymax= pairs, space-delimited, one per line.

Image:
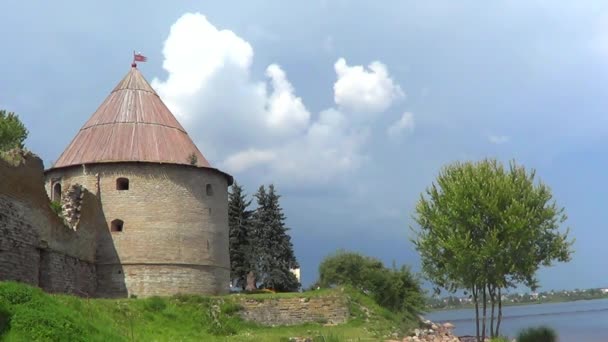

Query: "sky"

xmin=2 ymin=1 xmax=608 ymax=292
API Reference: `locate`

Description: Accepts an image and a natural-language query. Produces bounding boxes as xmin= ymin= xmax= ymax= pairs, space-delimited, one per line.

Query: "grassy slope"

xmin=0 ymin=282 xmax=416 ymax=341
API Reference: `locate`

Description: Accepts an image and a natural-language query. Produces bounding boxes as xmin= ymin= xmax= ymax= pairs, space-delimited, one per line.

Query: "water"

xmin=426 ymin=299 xmax=608 ymax=341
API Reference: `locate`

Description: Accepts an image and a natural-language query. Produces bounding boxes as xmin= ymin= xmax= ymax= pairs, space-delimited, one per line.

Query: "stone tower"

xmin=44 ymin=64 xmax=232 ymax=298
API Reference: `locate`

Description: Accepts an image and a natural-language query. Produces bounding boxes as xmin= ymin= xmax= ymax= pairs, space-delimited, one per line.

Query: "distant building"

xmin=290 ymin=268 xmax=301 ymax=283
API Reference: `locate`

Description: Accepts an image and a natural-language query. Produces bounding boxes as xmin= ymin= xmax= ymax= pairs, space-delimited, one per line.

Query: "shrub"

xmin=517 ymin=326 xmax=557 ymax=342
xmin=50 ymin=200 xmax=63 ymax=216
xmin=144 ymin=296 xmax=167 ymax=312
xmin=317 ymin=251 xmax=425 ymax=317
xmin=0 ymin=300 xmax=11 ymax=336
xmin=0 ymin=282 xmax=43 ymax=305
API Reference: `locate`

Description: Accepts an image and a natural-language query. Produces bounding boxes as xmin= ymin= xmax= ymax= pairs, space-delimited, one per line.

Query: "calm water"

xmin=426 ymin=298 xmax=608 ymax=342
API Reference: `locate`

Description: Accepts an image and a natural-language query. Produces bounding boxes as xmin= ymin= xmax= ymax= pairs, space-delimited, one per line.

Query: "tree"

xmin=0 ymin=110 xmax=28 ymax=151
xmin=318 ymin=251 xmax=425 ymax=319
xmin=412 ymin=159 xmax=573 ymax=341
xmin=250 ymin=184 xmax=300 ymax=292
xmin=228 ymin=181 xmax=253 ymax=290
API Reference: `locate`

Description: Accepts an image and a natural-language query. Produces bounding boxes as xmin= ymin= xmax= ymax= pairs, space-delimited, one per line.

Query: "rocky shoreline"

xmin=388 ymin=319 xmax=502 ymax=342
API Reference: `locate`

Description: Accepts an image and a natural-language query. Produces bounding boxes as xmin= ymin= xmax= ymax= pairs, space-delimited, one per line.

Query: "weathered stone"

xmin=238 ymin=296 xmax=349 ymax=326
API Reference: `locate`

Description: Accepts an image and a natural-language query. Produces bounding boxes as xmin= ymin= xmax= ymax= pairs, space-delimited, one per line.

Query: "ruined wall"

xmin=0 ymin=150 xmax=100 ymax=296
xmin=238 ymin=296 xmax=350 ymax=326
xmin=45 ymin=162 xmax=231 ymax=298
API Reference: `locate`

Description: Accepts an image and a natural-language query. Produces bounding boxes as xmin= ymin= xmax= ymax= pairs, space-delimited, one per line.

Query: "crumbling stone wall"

xmin=0 ymin=150 xmax=100 ymax=296
xmin=238 ymin=296 xmax=350 ymax=326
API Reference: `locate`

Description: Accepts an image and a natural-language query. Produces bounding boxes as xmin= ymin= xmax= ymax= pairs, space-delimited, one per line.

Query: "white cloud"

xmin=152 ymin=13 xmax=402 ymax=185
xmin=222 ymin=149 xmax=277 ymax=173
xmin=387 ymin=112 xmax=415 ymax=139
xmin=333 ymin=58 xmax=404 ymax=114
xmin=488 ymin=135 xmax=510 ymax=144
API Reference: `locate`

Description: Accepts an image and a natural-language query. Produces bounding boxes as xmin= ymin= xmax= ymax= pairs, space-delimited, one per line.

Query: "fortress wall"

xmin=47 ymin=163 xmax=231 ymax=297
xmin=0 ymin=151 xmax=99 ymax=296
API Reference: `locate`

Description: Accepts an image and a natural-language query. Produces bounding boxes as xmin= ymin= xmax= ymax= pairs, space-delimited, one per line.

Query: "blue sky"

xmin=2 ymin=1 xmax=608 ymax=291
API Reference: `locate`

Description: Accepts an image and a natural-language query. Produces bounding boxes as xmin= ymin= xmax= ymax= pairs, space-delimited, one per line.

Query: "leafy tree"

xmin=250 ymin=184 xmax=300 ymax=292
xmin=0 ymin=110 xmax=28 ymax=151
xmin=412 ymin=159 xmax=573 ymax=341
xmin=228 ymin=181 xmax=253 ymax=290
xmin=318 ymin=251 xmax=425 ymax=319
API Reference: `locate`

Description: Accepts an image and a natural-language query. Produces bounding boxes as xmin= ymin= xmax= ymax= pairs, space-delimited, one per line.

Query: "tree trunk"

xmin=481 ymin=285 xmax=487 ymax=342
xmin=496 ymin=287 xmax=503 ymax=337
xmin=473 ymin=286 xmax=480 ymax=342
xmin=489 ymin=284 xmax=496 ymax=338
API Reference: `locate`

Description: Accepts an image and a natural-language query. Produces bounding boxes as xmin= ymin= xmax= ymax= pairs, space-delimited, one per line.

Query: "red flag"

xmin=134 ymin=52 xmax=147 ymax=62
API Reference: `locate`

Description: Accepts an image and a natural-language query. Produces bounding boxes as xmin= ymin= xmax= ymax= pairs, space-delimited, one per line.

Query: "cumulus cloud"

xmin=333 ymin=58 xmax=404 ymax=114
xmin=488 ymin=135 xmax=510 ymax=144
xmin=387 ymin=112 xmax=415 ymax=139
xmin=152 ymin=13 xmax=402 ymax=185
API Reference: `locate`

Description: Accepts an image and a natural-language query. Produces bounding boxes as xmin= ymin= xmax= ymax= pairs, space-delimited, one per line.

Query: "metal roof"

xmin=51 ymin=65 xmax=211 ymax=169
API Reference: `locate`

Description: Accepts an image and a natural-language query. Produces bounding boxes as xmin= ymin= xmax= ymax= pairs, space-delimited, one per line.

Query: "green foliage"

xmin=250 ymin=184 xmax=300 ymax=292
xmin=0 ymin=281 xmax=43 ymax=305
xmin=412 ymin=159 xmax=574 ymax=338
xmin=10 ymin=306 xmax=86 ymax=342
xmin=0 ymin=281 xmax=417 ymax=341
xmin=143 ymin=296 xmax=166 ymax=312
xmin=517 ymin=326 xmax=557 ymax=342
xmin=229 ymin=181 xmax=254 ymax=289
xmin=318 ymin=251 xmax=425 ymax=319
xmin=489 ymin=337 xmax=510 ymax=342
xmin=0 ymin=300 xmax=11 ymax=336
xmin=0 ymin=110 xmax=28 ymax=151
xmin=50 ymin=200 xmax=63 ymax=216
xmin=187 ymin=152 xmax=198 ymax=165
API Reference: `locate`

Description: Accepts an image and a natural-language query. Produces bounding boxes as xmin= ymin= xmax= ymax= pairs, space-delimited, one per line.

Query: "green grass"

xmin=0 ymin=282 xmax=416 ymax=341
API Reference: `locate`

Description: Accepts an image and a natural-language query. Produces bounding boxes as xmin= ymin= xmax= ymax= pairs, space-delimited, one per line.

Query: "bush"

xmin=50 ymin=200 xmax=63 ymax=216
xmin=517 ymin=326 xmax=557 ymax=342
xmin=0 ymin=300 xmax=11 ymax=336
xmin=0 ymin=282 xmax=43 ymax=305
xmin=144 ymin=296 xmax=167 ymax=312
xmin=317 ymin=251 xmax=425 ymax=317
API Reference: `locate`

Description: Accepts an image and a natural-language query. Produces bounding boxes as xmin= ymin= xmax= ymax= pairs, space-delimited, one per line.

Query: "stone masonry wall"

xmin=238 ymin=296 xmax=350 ymax=326
xmin=0 ymin=150 xmax=99 ymax=296
xmin=0 ymin=194 xmax=41 ymax=286
xmin=45 ymin=162 xmax=231 ymax=297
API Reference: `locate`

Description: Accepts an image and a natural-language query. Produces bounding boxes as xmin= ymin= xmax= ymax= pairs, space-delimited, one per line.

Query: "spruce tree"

xmin=251 ymin=184 xmax=300 ymax=292
xmin=228 ymin=181 xmax=253 ymax=290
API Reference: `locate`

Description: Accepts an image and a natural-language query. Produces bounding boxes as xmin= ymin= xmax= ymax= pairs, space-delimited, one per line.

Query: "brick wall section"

xmin=0 ymin=152 xmax=99 ymax=296
xmin=39 ymin=250 xmax=96 ymax=296
xmin=45 ymin=162 xmax=231 ymax=297
xmin=238 ymin=296 xmax=350 ymax=326
xmin=0 ymin=195 xmax=40 ymax=286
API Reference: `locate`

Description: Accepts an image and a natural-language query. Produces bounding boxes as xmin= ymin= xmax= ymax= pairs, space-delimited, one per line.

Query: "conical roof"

xmin=51 ymin=65 xmax=210 ymax=169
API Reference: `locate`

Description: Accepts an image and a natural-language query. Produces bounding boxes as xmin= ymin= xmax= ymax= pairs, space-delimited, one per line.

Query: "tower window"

xmin=111 ymin=219 xmax=124 ymax=232
xmin=116 ymin=178 xmax=129 ymax=190
xmin=53 ymin=183 xmax=62 ymax=202
xmin=206 ymin=184 xmax=213 ymax=196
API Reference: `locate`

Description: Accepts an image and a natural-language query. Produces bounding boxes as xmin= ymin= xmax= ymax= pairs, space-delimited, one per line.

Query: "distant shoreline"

xmin=426 ymin=296 xmax=608 ymax=312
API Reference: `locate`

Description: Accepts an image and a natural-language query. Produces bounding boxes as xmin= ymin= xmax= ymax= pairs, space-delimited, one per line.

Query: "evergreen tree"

xmin=251 ymin=184 xmax=300 ymax=292
xmin=228 ymin=181 xmax=253 ymax=290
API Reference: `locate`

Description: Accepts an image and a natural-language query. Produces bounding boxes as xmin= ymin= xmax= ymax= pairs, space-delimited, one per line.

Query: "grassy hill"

xmin=0 ymin=282 xmax=418 ymax=341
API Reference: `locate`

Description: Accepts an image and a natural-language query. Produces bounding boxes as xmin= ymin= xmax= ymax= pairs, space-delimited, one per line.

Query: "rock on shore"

xmin=387 ymin=319 xmax=491 ymax=342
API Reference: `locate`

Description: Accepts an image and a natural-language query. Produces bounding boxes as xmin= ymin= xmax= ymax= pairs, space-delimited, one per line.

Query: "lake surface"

xmin=426 ymin=298 xmax=608 ymax=342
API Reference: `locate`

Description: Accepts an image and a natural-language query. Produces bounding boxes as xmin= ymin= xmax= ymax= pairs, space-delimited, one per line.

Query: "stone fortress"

xmin=0 ymin=63 xmax=233 ymax=298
